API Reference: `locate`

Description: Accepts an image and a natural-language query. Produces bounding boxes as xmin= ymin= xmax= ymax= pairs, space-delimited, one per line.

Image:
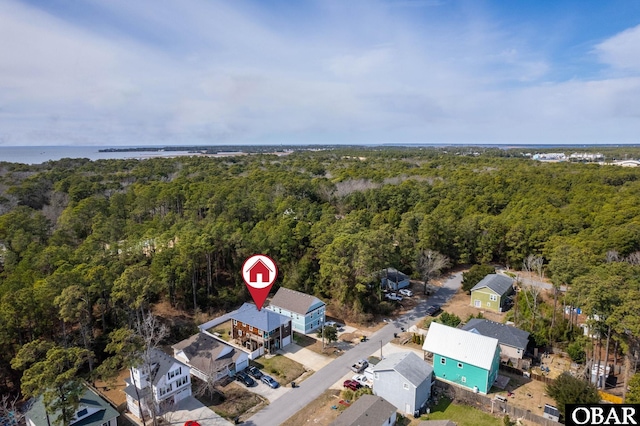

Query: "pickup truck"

xmin=384 ymin=293 xmax=403 ymax=301
xmin=351 ymin=359 xmax=369 ymax=373
xmin=352 ymin=374 xmax=372 ymax=388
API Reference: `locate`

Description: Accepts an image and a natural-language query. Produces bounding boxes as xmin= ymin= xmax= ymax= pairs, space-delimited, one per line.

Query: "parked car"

xmin=350 ymin=359 xmax=369 ymax=373
xmin=425 ymin=304 xmax=442 ymax=316
xmin=352 ymin=374 xmax=372 ymax=388
xmin=247 ymin=365 xmax=263 ymax=379
xmin=235 ymin=371 xmax=256 ymax=387
xmin=325 ymin=321 xmax=344 ymax=329
xmin=384 ymin=293 xmax=403 ymax=301
xmin=343 ymin=379 xmax=362 ymax=391
xmin=261 ymin=375 xmax=280 ymax=389
xmin=399 ymin=288 xmax=413 ymax=297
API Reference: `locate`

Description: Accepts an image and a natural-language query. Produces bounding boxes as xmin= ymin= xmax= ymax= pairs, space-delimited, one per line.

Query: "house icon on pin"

xmin=247 ymin=259 xmax=273 ymax=283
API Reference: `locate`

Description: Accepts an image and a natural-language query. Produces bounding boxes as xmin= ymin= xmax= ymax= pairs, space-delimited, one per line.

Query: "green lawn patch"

xmin=419 ymin=397 xmax=500 ymax=426
xmin=207 ymin=320 xmax=232 ymax=342
xmin=251 ymin=355 xmax=306 ymax=385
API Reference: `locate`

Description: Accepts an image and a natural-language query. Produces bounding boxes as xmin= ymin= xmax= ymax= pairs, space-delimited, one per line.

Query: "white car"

xmin=399 ymin=289 xmax=413 ymax=297
xmin=325 ymin=321 xmax=343 ymax=329
xmin=385 ymin=293 xmax=403 ymax=301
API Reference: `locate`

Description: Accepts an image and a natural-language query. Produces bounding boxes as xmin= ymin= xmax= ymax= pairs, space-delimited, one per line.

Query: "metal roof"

xmin=268 ymin=287 xmax=324 ymax=315
xmin=330 ymin=395 xmax=397 ymax=426
xmin=470 ymin=274 xmax=514 ymax=296
xmin=461 ymin=319 xmax=530 ymax=350
xmin=26 ymin=386 xmax=118 ymax=426
xmin=232 ymin=302 xmax=290 ymax=331
xmin=422 ymin=322 xmax=499 ymax=370
xmin=372 ymin=351 xmax=433 ymax=388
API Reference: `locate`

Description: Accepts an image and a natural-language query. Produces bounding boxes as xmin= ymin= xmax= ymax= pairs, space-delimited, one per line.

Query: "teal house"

xmin=423 ymin=322 xmax=500 ymax=394
xmin=266 ymin=287 xmax=325 ymax=334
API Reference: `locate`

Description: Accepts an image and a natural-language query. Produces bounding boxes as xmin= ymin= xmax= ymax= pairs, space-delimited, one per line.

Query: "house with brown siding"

xmin=231 ymin=303 xmax=292 ymax=358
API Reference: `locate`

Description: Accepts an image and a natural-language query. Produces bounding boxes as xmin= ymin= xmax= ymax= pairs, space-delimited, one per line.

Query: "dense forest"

xmin=3 ymin=147 xmax=640 ymax=401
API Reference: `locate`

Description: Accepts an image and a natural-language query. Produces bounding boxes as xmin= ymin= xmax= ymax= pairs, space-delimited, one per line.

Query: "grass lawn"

xmin=416 ymin=397 xmax=500 ymax=426
xmin=251 ymin=355 xmax=306 ymax=385
xmin=198 ymin=384 xmax=267 ymax=421
xmin=207 ymin=320 xmax=232 ymax=342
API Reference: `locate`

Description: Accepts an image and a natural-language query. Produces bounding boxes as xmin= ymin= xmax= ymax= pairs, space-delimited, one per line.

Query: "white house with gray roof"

xmin=124 ymin=349 xmax=192 ymax=420
xmin=172 ymin=332 xmax=249 ymax=382
xmin=470 ymin=274 xmax=514 ymax=313
xmin=372 ymin=351 xmax=433 ymax=415
xmin=266 ymin=287 xmax=325 ymax=333
xmin=461 ymin=319 xmax=530 ymax=360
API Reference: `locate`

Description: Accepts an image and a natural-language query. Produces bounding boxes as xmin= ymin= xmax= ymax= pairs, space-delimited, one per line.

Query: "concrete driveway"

xmin=246 ymin=377 xmax=292 ymax=402
xmin=163 ymin=396 xmax=232 ymax=426
xmin=280 ymin=343 xmax=333 ymax=371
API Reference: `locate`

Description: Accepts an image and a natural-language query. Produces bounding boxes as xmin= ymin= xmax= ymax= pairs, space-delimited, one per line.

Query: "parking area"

xmin=245 ymin=376 xmax=292 ymax=402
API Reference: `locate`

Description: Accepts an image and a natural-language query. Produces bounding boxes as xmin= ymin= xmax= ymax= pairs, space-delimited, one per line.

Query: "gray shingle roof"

xmin=233 ymin=302 xmax=290 ymax=331
xmin=269 ymin=287 xmax=324 ymax=315
xmin=371 ymin=351 xmax=433 ymax=388
xmin=330 ymin=395 xmax=397 ymax=426
xmin=381 ymin=268 xmax=409 ymax=283
xmin=26 ymin=385 xmax=118 ymax=426
xmin=172 ymin=333 xmax=239 ymax=374
xmin=470 ymin=274 xmax=514 ymax=297
xmin=146 ymin=348 xmax=187 ymax=386
xmin=461 ymin=319 xmax=530 ymax=350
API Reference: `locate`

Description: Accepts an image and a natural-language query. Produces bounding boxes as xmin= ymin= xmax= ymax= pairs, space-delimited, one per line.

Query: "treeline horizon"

xmin=2 ymin=147 xmax=640 ymax=396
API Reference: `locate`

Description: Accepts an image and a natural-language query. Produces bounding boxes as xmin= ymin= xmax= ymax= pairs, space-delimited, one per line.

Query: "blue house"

xmin=423 ymin=322 xmax=500 ymax=394
xmin=266 ymin=287 xmax=325 ymax=333
xmin=380 ymin=268 xmax=410 ymax=291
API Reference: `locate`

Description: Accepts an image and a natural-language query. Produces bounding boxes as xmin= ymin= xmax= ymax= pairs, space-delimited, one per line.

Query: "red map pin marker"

xmin=242 ymin=254 xmax=278 ymax=310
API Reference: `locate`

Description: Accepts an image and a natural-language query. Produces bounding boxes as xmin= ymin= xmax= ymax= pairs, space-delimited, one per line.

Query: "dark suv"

xmin=247 ymin=365 xmax=263 ymax=379
xmin=236 ymin=370 xmax=256 ymax=387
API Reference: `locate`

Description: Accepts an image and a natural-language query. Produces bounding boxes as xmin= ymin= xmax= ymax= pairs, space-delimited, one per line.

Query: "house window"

xmin=440 ymin=358 xmax=446 ymax=365
xmin=175 ymin=375 xmax=189 ymax=387
xmin=490 ymin=294 xmax=498 ymax=301
xmin=168 ymin=367 xmax=182 ymax=380
xmin=486 ymin=302 xmax=491 ymax=307
xmin=238 ymin=330 xmax=243 ymax=336
xmin=249 ymin=326 xmax=253 ymax=331
xmin=461 ymin=376 xmax=466 ymax=383
xmin=233 ymin=319 xmax=237 ymax=325
xmin=474 ymin=300 xmax=481 ymax=308
xmin=102 ymin=422 xmax=110 ymax=426
xmin=403 ymin=383 xmax=410 ymax=390
xmin=457 ymin=362 xmax=463 ymax=369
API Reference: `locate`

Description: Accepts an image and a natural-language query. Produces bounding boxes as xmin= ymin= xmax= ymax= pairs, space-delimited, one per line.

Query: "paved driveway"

xmin=245 ymin=377 xmax=291 ymax=402
xmin=280 ymin=343 xmax=333 ymax=371
xmin=163 ymin=396 xmax=232 ymax=426
xmin=244 ymin=272 xmax=463 ymax=426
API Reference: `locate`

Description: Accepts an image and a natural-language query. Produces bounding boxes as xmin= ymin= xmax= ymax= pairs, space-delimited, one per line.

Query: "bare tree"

xmin=0 ymin=394 xmax=24 ymax=426
xmin=417 ymin=250 xmax=450 ymax=295
xmin=521 ymin=255 xmax=544 ymax=330
xmin=626 ymin=251 xmax=640 ymax=265
xmin=606 ymin=250 xmax=620 ymax=263
xmin=137 ymin=313 xmax=169 ymax=426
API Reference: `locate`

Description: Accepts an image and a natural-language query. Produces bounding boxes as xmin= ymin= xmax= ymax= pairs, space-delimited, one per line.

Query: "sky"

xmin=1 ymin=0 xmax=640 ymax=146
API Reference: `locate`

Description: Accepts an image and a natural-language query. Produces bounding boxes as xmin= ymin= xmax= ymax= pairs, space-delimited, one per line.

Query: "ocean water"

xmin=0 ymin=146 xmax=201 ymax=165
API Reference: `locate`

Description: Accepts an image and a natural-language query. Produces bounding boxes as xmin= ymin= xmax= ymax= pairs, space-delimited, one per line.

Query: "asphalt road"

xmin=244 ymin=272 xmax=463 ymax=426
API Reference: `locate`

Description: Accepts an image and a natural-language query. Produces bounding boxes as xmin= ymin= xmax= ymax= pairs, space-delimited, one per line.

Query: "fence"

xmin=433 ymin=381 xmax=563 ymax=426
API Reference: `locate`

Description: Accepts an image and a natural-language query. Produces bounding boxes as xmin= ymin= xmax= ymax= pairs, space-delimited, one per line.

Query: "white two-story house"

xmin=124 ymin=349 xmax=192 ymax=420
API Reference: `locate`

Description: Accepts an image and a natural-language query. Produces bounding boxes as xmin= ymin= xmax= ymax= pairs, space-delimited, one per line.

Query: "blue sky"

xmin=1 ymin=0 xmax=640 ymax=146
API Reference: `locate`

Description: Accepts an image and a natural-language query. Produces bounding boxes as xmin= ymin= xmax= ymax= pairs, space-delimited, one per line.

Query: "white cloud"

xmin=595 ymin=24 xmax=640 ymax=72
xmin=0 ymin=0 xmax=640 ymax=145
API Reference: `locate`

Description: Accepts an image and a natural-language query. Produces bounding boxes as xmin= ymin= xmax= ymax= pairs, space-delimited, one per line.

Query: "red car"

xmin=343 ymin=379 xmax=362 ymax=391
xmin=185 ymin=422 xmax=201 ymax=426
